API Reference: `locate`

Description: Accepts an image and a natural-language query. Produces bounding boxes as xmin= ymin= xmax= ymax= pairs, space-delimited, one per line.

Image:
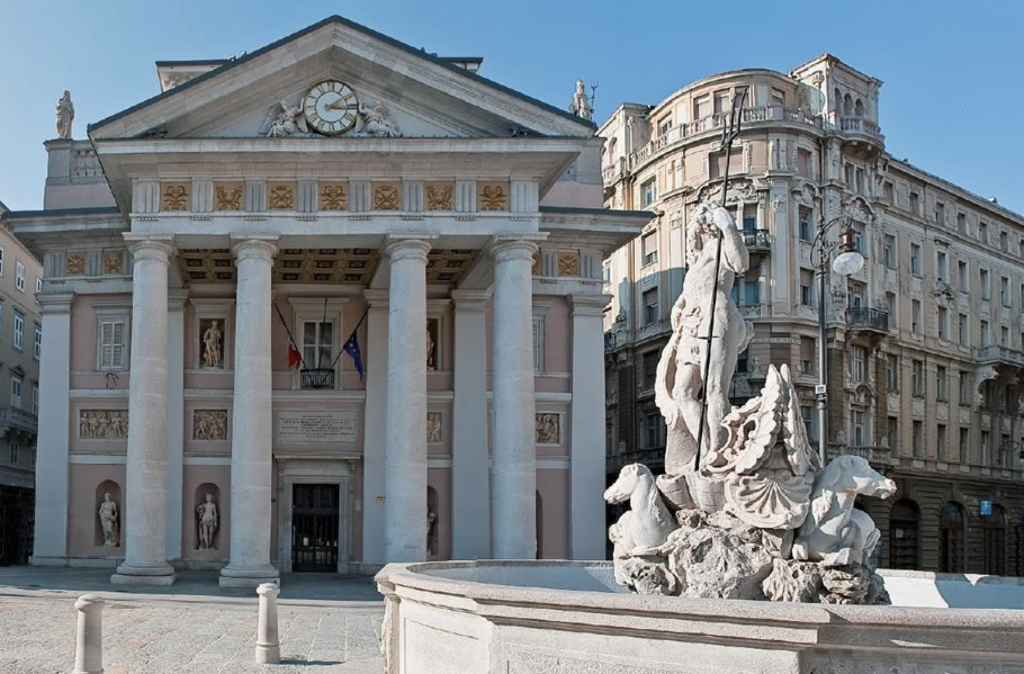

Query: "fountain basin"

xmin=376 ymin=560 xmax=1024 ymax=674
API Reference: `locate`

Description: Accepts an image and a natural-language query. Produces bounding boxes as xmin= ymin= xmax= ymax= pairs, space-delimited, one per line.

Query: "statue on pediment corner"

xmin=56 ymin=90 xmax=74 ymax=139
xmin=570 ymin=79 xmax=593 ymax=121
xmin=358 ymin=101 xmax=402 ymax=138
xmin=266 ymin=99 xmax=309 ymax=138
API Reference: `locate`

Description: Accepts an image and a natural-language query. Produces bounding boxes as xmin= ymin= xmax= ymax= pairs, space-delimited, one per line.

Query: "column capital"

xmin=363 ymin=288 xmax=390 ymax=312
xmin=384 ymin=236 xmax=432 ymax=263
xmin=490 ymin=236 xmax=541 ymax=263
xmin=123 ymin=234 xmax=175 ymax=262
xmin=568 ymin=293 xmax=611 ymax=317
xmin=230 ymin=235 xmax=278 ymax=262
xmin=451 ymin=289 xmax=491 ymax=313
xmin=38 ymin=292 xmax=76 ymax=315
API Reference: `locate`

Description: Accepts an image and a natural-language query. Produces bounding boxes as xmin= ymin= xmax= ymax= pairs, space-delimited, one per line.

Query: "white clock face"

xmin=302 ymin=80 xmax=359 ymax=135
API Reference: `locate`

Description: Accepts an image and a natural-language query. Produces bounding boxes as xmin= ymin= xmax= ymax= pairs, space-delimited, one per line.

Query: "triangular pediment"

xmin=90 ymin=16 xmax=594 ymax=142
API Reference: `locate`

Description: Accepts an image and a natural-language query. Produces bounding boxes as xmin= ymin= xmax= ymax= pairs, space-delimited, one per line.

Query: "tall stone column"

xmin=165 ymin=291 xmax=187 ymax=562
xmin=450 ymin=290 xmax=491 ymax=558
xmin=361 ymin=289 xmax=389 ymax=570
xmin=383 ymin=237 xmax=431 ymax=563
xmin=491 ymin=238 xmax=539 ymax=559
xmin=220 ymin=235 xmax=279 ymax=587
xmin=112 ymin=235 xmax=176 ymax=585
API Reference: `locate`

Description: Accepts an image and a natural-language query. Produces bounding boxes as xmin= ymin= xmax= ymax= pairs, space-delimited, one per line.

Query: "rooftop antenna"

xmin=589 ymin=79 xmax=600 ymax=115
xmin=693 ymin=88 xmax=746 ymax=472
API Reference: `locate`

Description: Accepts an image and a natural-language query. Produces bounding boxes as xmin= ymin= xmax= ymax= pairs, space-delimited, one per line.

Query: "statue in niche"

xmin=426 ymin=323 xmax=436 ymax=370
xmin=655 ymin=204 xmax=753 ymax=472
xmin=196 ymin=494 xmax=219 ymax=550
xmin=569 ymin=79 xmax=593 ymax=121
xmin=266 ymin=99 xmax=308 ymax=137
xmin=98 ymin=493 xmax=119 ymax=547
xmin=56 ymin=90 xmax=74 ymax=139
xmin=202 ymin=320 xmax=224 ymax=369
xmin=426 ymin=511 xmax=438 ymax=556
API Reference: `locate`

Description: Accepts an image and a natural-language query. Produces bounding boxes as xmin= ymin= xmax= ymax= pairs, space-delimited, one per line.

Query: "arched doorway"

xmin=939 ymin=501 xmax=966 ymax=573
xmin=981 ymin=504 xmax=1007 ymax=576
xmin=888 ymin=498 xmax=920 ymax=569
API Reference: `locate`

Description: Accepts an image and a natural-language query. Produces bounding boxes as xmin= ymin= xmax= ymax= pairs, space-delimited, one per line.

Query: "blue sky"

xmin=1 ymin=0 xmax=1021 ymax=214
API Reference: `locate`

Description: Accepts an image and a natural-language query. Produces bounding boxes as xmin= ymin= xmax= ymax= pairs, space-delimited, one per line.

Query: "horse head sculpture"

xmin=604 ymin=463 xmax=678 ymax=566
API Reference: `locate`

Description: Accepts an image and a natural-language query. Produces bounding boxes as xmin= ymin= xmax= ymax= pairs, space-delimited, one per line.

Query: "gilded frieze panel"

xmin=160 ymin=182 xmax=190 ymax=211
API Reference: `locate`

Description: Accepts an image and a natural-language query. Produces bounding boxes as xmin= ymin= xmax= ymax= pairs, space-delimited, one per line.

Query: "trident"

xmin=692 ymin=89 xmax=746 ymax=472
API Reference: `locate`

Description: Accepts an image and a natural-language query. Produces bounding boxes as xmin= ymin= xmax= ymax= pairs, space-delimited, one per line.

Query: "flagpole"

xmin=273 ymin=302 xmax=306 ymax=369
xmin=329 ymin=307 xmax=369 ymax=371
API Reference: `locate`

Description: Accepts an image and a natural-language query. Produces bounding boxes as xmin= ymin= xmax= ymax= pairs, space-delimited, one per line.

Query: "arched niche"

xmin=95 ymin=480 xmax=122 ymax=548
xmin=194 ymin=483 xmax=221 ymax=551
xmin=888 ymin=498 xmax=920 ymax=570
xmin=939 ymin=501 xmax=966 ymax=573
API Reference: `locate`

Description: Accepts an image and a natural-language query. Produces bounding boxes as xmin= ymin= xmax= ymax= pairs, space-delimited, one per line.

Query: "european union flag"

xmin=343 ymin=331 xmax=364 ymax=380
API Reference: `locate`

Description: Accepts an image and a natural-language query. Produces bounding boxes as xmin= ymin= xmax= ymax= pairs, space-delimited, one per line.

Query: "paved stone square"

xmin=0 ymin=568 xmax=385 ymax=673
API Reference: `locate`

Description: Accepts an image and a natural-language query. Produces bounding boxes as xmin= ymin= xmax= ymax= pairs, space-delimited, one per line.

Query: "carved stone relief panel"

xmin=193 ymin=409 xmax=228 ymax=441
xmin=426 ymin=412 xmax=442 ymax=444
xmin=558 ymin=252 xmax=580 ymax=277
xmin=79 ymin=410 xmax=129 ymax=439
xmin=103 ymin=250 xmax=124 ymax=275
xmin=267 ymin=181 xmax=296 ymax=210
xmin=160 ymin=182 xmax=190 ymax=211
xmin=373 ymin=182 xmax=402 ymax=210
xmin=213 ymin=182 xmax=244 ymax=211
xmin=478 ymin=182 xmax=510 ymax=211
xmin=66 ymin=252 xmax=86 ymax=276
xmin=424 ymin=182 xmax=454 ymax=211
xmin=319 ymin=182 xmax=348 ymax=211
xmin=536 ymin=413 xmax=561 ymax=444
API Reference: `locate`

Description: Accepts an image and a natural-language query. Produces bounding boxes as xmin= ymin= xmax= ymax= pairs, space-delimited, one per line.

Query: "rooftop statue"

xmin=56 ymin=90 xmax=74 ymax=139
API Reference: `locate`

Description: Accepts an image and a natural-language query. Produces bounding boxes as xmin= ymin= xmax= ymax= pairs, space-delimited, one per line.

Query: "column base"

xmin=111 ymin=561 xmax=176 ymax=586
xmin=219 ymin=563 xmax=280 ymax=588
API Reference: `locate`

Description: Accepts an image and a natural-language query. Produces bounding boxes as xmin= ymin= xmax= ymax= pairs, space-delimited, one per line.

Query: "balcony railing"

xmin=839 ymin=116 xmax=882 ymax=141
xmin=977 ymin=344 xmax=1024 ymax=369
xmin=846 ymin=307 xmax=889 ymax=332
xmin=300 ymin=368 xmax=336 ymax=390
xmin=0 ymin=407 xmax=38 ymax=438
xmin=742 ymin=229 xmax=772 ymax=252
xmin=827 ymin=443 xmax=892 ymax=468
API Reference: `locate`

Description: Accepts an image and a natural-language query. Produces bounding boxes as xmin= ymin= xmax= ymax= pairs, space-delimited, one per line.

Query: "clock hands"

xmin=325 ymin=99 xmax=351 ymax=111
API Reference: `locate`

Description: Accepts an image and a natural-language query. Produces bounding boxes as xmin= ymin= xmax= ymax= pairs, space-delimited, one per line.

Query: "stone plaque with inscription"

xmin=277 ymin=409 xmax=358 ymax=443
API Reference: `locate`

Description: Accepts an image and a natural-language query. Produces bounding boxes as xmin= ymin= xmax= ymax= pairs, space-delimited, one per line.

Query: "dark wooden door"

xmin=292 ymin=484 xmax=339 ymax=572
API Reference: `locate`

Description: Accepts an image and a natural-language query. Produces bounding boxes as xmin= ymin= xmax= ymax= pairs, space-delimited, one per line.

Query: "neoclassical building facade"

xmin=601 ymin=54 xmax=1024 ymax=575
xmin=7 ymin=16 xmax=647 ymax=584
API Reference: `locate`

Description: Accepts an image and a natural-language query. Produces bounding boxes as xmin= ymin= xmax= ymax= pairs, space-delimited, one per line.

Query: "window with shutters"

xmin=33 ymin=325 xmax=41 ymax=360
xmin=10 ymin=375 xmax=22 ymax=409
xmin=98 ymin=318 xmax=128 ymax=370
xmin=13 ymin=312 xmax=24 ymax=350
xmin=15 ymin=261 xmax=24 ymax=292
xmin=641 ymin=231 xmax=659 ymax=266
xmin=32 ymin=383 xmax=38 ymax=417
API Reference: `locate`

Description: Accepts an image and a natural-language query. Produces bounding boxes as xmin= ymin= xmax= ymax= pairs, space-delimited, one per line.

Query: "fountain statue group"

xmin=605 ymin=203 xmax=896 ymax=604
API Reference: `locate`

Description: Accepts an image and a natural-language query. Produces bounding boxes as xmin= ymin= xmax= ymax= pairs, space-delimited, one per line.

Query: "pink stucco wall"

xmin=67 ymin=463 xmax=126 ymax=559
xmin=537 ymin=468 xmax=570 ymax=559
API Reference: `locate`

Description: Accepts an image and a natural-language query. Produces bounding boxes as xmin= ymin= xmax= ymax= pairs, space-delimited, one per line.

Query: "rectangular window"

xmin=35 ymin=277 xmax=41 ymax=293
xmin=640 ymin=178 xmax=657 ymax=207
xmin=13 ymin=312 xmax=24 ymax=351
xmin=10 ymin=375 xmax=22 ymax=409
xmin=886 ymin=292 xmax=897 ymax=328
xmin=911 ymin=299 xmax=921 ymax=334
xmin=937 ymin=307 xmax=948 ymax=341
xmin=887 ymin=416 xmax=898 ymax=450
xmin=1001 ymin=325 xmax=1010 ymax=347
xmin=911 ymin=359 xmax=924 ymax=396
xmin=800 ymin=336 xmax=815 ymax=375
xmin=742 ymin=204 xmax=757 ymax=232
xmin=848 ymin=281 xmax=865 ymax=308
xmin=9 ymin=442 xmax=17 ymax=465
xmin=798 ymin=207 xmax=813 ymax=241
xmin=1000 ymin=230 xmax=1009 ymax=252
xmin=980 ymin=319 xmax=990 ymax=347
xmin=959 ymin=371 xmax=972 ymax=405
xmin=850 ymin=346 xmax=866 ymax=383
xmin=98 ymin=319 xmax=127 ymax=369
xmin=802 ymin=406 xmax=816 ymax=442
xmin=979 ymin=221 xmax=989 ymax=244
xmin=709 ymin=149 xmax=742 ymax=180
xmin=15 ymin=261 xmax=24 ymax=292
xmin=981 ymin=431 xmax=991 ymax=465
xmin=642 ymin=351 xmax=659 ymax=388
xmin=33 ymin=325 xmax=41 ymax=360
xmin=958 ymin=260 xmax=968 ymax=292
xmin=883 ymin=234 xmax=897 ymax=268
xmin=1001 ymin=276 xmax=1010 ymax=306
xmin=886 ymin=354 xmax=899 ymax=390
xmin=800 ymin=269 xmax=814 ymax=306
xmin=959 ymin=428 xmax=969 ymax=463
xmin=980 ymin=268 xmax=990 ymax=300
xmin=934 ymin=201 xmax=945 ymax=224
xmin=883 ymin=181 xmax=894 ymax=203
xmin=956 ymin=212 xmax=966 ymax=234
xmin=643 ymin=288 xmax=658 ymax=325
xmin=912 ymin=420 xmax=923 ymax=457
xmin=657 ymin=115 xmax=673 ymax=137
xmin=693 ymin=96 xmax=711 ymax=120
xmin=31 ymin=384 xmax=38 ymax=417
xmin=910 ymin=243 xmax=921 ymax=276
xmin=641 ymin=231 xmax=659 ymax=266
xmin=643 ymin=412 xmax=664 ymax=449
xmin=937 ymin=424 xmax=947 ymax=460
xmin=713 ymin=90 xmax=730 ymax=115
xmin=302 ymin=320 xmax=333 ymax=370
xmin=958 ymin=313 xmax=968 ymax=346
xmin=852 ymin=410 xmax=866 ymax=446
xmin=0 ymin=248 xmax=5 ymax=276
xmin=797 ymin=149 xmax=811 ymax=178
xmin=936 ymin=250 xmax=948 ymax=282
xmin=936 ymin=365 xmax=948 ymax=400
xmin=909 ymin=192 xmax=920 ymax=215
xmin=771 ymin=88 xmax=785 ymax=107
xmin=741 ymin=271 xmax=759 ymax=306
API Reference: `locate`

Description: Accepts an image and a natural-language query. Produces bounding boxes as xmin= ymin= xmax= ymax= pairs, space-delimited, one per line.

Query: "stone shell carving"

xmin=193 ymin=410 xmax=228 ymax=441
xmin=535 ymin=413 xmax=560 ymax=444
xmin=79 ymin=410 xmax=129 ymax=439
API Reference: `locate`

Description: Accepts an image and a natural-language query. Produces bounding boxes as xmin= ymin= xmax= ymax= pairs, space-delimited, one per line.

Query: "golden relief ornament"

xmin=536 ymin=413 xmax=561 ymax=444
xmin=374 ymin=184 xmax=400 ymax=210
xmin=425 ymin=184 xmax=453 ymax=211
xmin=267 ymin=184 xmax=295 ymax=210
xmin=102 ymin=250 xmax=124 ymax=275
xmin=319 ymin=183 xmax=348 ymax=211
xmin=214 ymin=184 xmax=243 ymax=211
xmin=193 ymin=409 xmax=228 ymax=441
xmin=479 ymin=184 xmax=508 ymax=211
xmin=66 ymin=252 xmax=86 ymax=276
xmin=558 ymin=252 xmax=580 ymax=277
xmin=79 ymin=410 xmax=129 ymax=439
xmin=161 ymin=183 xmax=190 ymax=211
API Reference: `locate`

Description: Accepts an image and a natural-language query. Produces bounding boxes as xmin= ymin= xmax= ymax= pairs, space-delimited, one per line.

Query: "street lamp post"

xmin=812 ymin=215 xmax=865 ymax=467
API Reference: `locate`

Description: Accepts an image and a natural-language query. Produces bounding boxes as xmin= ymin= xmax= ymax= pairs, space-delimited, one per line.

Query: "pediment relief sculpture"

xmin=263 ymin=80 xmax=403 ymax=139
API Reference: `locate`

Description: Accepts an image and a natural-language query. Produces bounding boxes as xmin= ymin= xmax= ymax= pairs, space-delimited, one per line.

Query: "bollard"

xmin=255 ymin=582 xmax=280 ymax=665
xmin=73 ymin=593 xmax=105 ymax=674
